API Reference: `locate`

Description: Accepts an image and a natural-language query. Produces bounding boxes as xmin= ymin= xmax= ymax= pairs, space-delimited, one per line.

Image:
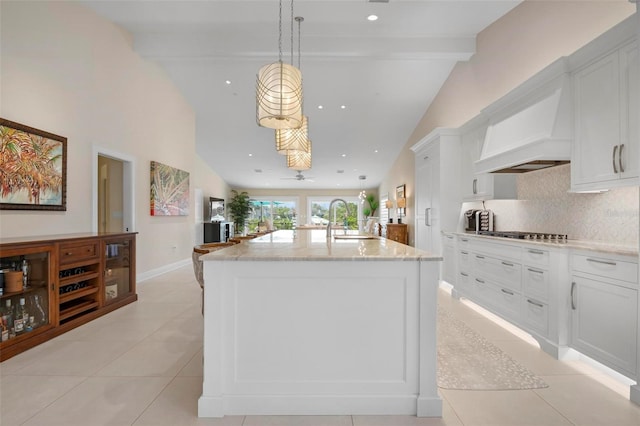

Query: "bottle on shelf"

xmin=21 ymin=258 xmax=29 ymax=289
xmin=31 ymin=294 xmax=47 ymax=327
xmin=14 ymin=297 xmax=29 ymax=335
xmin=2 ymin=299 xmax=14 ymax=333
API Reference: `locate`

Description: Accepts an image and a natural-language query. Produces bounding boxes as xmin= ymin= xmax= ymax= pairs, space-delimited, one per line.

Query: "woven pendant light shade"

xmin=275 ymin=115 xmax=309 ymax=154
xmin=286 ymin=141 xmax=311 ymax=171
xmin=256 ymin=61 xmax=303 ymax=129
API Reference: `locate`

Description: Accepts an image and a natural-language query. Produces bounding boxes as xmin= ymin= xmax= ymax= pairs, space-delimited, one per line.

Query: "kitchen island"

xmin=198 ymin=229 xmax=442 ymax=418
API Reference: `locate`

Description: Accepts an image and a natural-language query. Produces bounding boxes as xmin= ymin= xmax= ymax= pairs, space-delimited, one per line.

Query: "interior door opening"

xmin=93 ymin=149 xmax=135 ymax=233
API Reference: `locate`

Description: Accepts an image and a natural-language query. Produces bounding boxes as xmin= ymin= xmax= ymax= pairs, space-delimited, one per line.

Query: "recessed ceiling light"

xmin=318 ymin=105 xmax=324 ymax=109
xmin=340 ymin=105 xmax=346 ymax=109
xmin=367 ymin=15 xmax=378 ymax=21
xmin=248 ymin=153 xmax=253 ymax=157
xmin=225 ymin=80 xmax=231 ymax=85
xmin=374 ymin=149 xmax=378 ymax=153
xmin=341 ymin=154 xmax=347 ymax=157
xmin=336 ymin=183 xmax=341 ymax=186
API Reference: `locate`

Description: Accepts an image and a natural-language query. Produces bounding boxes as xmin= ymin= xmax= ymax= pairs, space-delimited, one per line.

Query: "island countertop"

xmin=201 ymin=229 xmax=442 ymax=261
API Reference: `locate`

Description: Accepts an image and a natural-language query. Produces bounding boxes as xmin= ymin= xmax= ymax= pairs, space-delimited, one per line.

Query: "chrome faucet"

xmin=327 ymin=198 xmax=351 ymax=238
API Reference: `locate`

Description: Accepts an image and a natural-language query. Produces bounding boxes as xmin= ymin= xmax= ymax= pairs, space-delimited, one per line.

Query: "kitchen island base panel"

xmin=199 ymin=259 xmax=441 ymax=418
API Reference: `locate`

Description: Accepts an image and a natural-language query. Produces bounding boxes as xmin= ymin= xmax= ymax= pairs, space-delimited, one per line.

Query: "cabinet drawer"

xmin=572 ymin=254 xmax=638 ymax=284
xmin=523 ymin=266 xmax=550 ymax=301
xmin=523 ymin=297 xmax=549 ymax=337
xmin=59 ymin=241 xmax=100 ymax=265
xmin=497 ymin=286 xmax=521 ymax=320
xmin=473 ymin=253 xmax=522 ymax=291
xmin=523 ymin=247 xmax=550 ymax=267
xmin=459 ymin=250 xmax=470 ymax=271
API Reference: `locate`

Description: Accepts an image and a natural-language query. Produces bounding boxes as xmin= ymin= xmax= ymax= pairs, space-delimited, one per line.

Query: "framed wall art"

xmin=150 ymin=160 xmax=190 ymax=216
xmin=0 ymin=118 xmax=67 ymax=211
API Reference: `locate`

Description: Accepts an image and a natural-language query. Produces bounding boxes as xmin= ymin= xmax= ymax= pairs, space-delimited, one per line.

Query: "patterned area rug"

xmin=437 ymin=307 xmax=548 ymax=390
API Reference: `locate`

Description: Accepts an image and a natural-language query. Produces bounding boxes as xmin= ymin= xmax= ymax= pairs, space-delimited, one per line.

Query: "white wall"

xmin=378 ymin=0 xmax=636 ymax=246
xmin=0 ymin=1 xmax=229 ymax=276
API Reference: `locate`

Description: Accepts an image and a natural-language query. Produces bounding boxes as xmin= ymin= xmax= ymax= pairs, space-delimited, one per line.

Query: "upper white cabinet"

xmin=571 ymin=19 xmax=638 ymax=192
xmin=460 ymin=117 xmax=516 ymax=202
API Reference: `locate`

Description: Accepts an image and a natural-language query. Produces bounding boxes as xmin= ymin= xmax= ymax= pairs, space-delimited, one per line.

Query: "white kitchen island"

xmin=198 ymin=229 xmax=443 ymax=418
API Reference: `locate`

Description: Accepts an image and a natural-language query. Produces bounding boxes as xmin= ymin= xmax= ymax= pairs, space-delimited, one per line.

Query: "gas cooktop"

xmin=477 ymin=231 xmax=568 ymax=241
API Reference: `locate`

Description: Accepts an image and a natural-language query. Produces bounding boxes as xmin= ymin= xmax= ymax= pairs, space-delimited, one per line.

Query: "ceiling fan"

xmin=281 ymin=171 xmax=314 ymax=182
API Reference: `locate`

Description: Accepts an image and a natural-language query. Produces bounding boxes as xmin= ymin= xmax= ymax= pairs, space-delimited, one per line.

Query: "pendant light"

xmin=286 ymin=141 xmax=312 ymax=171
xmin=256 ymin=0 xmax=303 ymax=130
xmin=278 ymin=15 xmax=310 ymax=155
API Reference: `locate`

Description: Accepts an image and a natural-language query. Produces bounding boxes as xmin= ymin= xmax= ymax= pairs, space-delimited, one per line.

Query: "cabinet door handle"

xmin=461 ymin=238 xmax=468 ymax=242
xmin=475 ymin=255 xmax=485 ymax=259
xmin=613 ymin=145 xmax=619 ymax=173
xmin=501 ymin=288 xmax=514 ymax=296
xmin=473 ymin=178 xmax=477 ymax=195
xmin=619 ymin=143 xmax=625 ymax=173
xmin=527 ymin=268 xmax=544 ymax=274
xmin=461 ymin=250 xmax=468 ymax=255
xmin=571 ymin=281 xmax=576 ymax=310
xmin=527 ymin=299 xmax=544 ymax=309
xmin=528 ymin=249 xmax=545 ymax=255
xmin=425 ymin=208 xmax=432 ymax=227
xmin=475 ymin=278 xmax=485 ymax=284
xmin=501 ymin=261 xmax=514 ymax=267
xmin=460 ymin=272 xmax=469 ymax=277
xmin=586 ymin=258 xmax=616 ymax=266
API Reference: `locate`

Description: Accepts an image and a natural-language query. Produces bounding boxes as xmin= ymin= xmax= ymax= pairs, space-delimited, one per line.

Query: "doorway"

xmin=93 ymin=148 xmax=135 ymax=233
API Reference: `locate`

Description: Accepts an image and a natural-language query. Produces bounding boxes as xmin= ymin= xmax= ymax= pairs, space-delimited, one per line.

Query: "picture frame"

xmin=0 ymin=118 xmax=67 ymax=211
xmin=396 ymin=184 xmax=405 ymax=201
xmin=150 ymin=160 xmax=190 ymax=216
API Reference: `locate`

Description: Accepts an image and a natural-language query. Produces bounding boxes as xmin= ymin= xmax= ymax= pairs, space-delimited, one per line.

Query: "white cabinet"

xmin=459 ymin=117 xmax=516 ymax=201
xmin=571 ymin=35 xmax=639 ymax=191
xmin=411 ymin=128 xmax=461 ymax=256
xmin=441 ymin=233 xmax=456 ymax=285
xmin=571 ymin=252 xmax=638 ymax=379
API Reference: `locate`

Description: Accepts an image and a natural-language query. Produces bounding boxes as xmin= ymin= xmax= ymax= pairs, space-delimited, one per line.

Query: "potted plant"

xmin=364 ymin=194 xmax=378 ymax=217
xmin=228 ymin=190 xmax=252 ymax=234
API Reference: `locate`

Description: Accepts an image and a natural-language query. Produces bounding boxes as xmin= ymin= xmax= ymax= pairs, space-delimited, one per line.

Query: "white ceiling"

xmin=80 ymin=0 xmax=522 ymax=189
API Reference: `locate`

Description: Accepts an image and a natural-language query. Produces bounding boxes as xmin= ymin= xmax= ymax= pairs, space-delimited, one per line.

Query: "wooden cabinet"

xmin=0 ymin=233 xmax=137 ymax=361
xmin=386 ymin=223 xmax=408 ymax=245
xmin=571 ymin=252 xmax=638 ymax=378
xmin=571 ymin=32 xmax=638 ymax=191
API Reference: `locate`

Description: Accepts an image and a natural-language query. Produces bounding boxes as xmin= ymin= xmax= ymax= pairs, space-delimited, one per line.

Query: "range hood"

xmin=475 ymin=59 xmax=571 ymax=174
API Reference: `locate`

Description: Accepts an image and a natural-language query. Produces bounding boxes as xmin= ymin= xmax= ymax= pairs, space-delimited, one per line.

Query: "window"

xmin=307 ymin=197 xmax=359 ymax=230
xmin=247 ymin=197 xmax=298 ymax=233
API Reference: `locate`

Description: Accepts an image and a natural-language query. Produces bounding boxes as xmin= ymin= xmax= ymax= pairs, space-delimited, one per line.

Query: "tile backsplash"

xmin=462 ymin=164 xmax=639 ymax=245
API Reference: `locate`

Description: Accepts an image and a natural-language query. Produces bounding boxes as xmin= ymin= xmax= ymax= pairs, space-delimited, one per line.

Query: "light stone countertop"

xmin=201 ymin=229 xmax=442 ymax=262
xmin=451 ymin=232 xmax=638 ymax=257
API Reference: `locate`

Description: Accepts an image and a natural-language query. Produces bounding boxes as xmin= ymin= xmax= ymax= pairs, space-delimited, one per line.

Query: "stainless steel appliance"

xmin=465 ymin=209 xmax=494 ymax=233
xmin=204 ymin=221 xmax=232 ymax=243
xmin=477 ymin=230 xmax=568 ymax=241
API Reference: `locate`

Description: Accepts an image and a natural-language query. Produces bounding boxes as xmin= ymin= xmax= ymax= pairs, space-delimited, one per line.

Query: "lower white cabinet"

xmin=571 ymin=253 xmax=638 ymax=379
xmin=442 ymin=233 xmax=456 ymax=285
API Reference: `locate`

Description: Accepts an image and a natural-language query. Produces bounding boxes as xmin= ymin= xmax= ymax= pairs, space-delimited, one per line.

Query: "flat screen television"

xmin=209 ymin=197 xmax=225 ymax=222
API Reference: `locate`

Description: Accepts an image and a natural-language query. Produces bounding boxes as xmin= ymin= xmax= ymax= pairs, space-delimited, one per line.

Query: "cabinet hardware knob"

xmin=460 ymin=272 xmax=469 ymax=277
xmin=475 ymin=278 xmax=485 ymax=284
xmin=461 ymin=251 xmax=468 ymax=255
xmin=476 ymin=255 xmax=485 ymax=259
xmin=613 ymin=145 xmax=619 ymax=173
xmin=501 ymin=261 xmax=514 ymax=267
xmin=65 ymin=252 xmax=73 ymax=256
xmin=501 ymin=288 xmax=514 ymax=296
xmin=527 ymin=268 xmax=544 ymax=274
xmin=527 ymin=299 xmax=544 ymax=308
xmin=619 ymin=143 xmax=625 ymax=173
xmin=528 ymin=249 xmax=544 ymax=255
xmin=571 ymin=281 xmax=576 ymax=310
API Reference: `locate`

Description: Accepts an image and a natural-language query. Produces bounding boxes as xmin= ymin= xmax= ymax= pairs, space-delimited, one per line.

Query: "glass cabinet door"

xmin=103 ymin=237 xmax=133 ymax=304
xmin=0 ymin=245 xmax=53 ymax=342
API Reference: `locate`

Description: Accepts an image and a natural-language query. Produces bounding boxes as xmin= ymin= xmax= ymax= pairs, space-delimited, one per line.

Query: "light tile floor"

xmin=2 ymin=265 xmax=640 ymax=425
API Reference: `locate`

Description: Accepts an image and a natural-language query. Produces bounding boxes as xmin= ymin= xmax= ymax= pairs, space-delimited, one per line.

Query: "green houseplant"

xmin=363 ymin=193 xmax=379 ymax=217
xmin=228 ymin=190 xmax=252 ymax=234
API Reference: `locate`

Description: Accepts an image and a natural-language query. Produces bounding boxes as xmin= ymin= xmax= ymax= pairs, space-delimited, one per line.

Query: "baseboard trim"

xmin=137 ymin=258 xmax=190 ymax=283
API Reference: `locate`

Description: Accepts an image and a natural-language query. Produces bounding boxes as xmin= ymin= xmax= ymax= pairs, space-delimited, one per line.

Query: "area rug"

xmin=437 ymin=307 xmax=548 ymax=390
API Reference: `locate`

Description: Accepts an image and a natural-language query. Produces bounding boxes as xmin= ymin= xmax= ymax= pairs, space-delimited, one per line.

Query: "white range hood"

xmin=475 ymin=59 xmax=572 ymax=174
